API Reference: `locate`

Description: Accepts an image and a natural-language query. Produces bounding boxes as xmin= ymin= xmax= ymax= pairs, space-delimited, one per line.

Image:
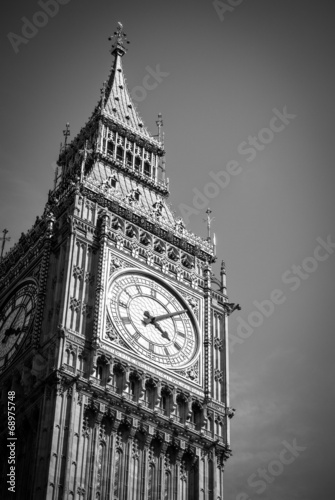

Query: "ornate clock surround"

xmin=106 ymin=266 xmax=202 ymax=371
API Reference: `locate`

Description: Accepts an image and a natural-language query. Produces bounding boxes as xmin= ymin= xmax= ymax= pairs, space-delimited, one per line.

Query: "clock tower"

xmin=0 ymin=23 xmax=236 ymax=500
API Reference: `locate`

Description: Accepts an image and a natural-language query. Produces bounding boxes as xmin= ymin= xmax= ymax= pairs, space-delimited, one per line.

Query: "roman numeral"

xmin=133 ymin=331 xmax=141 ymax=341
xmin=119 ymin=301 xmax=128 ymax=309
xmin=150 ymin=289 xmax=156 ymax=298
xmin=177 ymin=331 xmax=185 ymax=338
xmin=173 ymin=342 xmax=182 ymax=351
xmin=149 ymin=342 xmax=155 ymax=352
xmin=121 ymin=317 xmax=131 ymax=324
xmin=164 ymin=347 xmax=171 ymax=356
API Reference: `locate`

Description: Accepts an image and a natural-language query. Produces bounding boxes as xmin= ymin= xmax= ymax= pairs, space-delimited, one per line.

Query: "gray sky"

xmin=1 ymin=1 xmax=335 ymax=498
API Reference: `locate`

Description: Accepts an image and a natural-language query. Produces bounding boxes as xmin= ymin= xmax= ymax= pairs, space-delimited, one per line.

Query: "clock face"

xmin=107 ymin=270 xmax=200 ymax=368
xmin=0 ymin=283 xmax=37 ymax=370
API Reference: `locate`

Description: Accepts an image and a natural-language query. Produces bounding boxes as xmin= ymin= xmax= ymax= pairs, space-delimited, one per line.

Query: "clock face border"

xmin=0 ymin=281 xmax=37 ymax=371
xmin=106 ymin=268 xmax=201 ymax=370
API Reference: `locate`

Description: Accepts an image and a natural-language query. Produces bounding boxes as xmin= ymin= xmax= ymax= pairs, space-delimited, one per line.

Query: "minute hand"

xmin=151 ymin=309 xmax=188 ymax=324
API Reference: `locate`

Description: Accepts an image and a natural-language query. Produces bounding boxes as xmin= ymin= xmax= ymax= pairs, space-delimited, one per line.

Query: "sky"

xmin=1 ymin=0 xmax=335 ymax=498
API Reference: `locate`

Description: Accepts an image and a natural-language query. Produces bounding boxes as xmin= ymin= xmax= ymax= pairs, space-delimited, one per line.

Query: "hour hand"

xmin=152 ymin=321 xmax=170 ymax=341
xmin=1 ymin=326 xmax=20 ymax=344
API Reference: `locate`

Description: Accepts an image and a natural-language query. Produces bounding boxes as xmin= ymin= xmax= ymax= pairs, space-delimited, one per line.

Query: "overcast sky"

xmin=1 ymin=1 xmax=335 ymax=498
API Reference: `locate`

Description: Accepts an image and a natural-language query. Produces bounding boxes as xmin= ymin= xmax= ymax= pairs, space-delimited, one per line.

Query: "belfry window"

xmin=116 ymin=146 xmax=124 ymax=162
xmin=144 ymin=161 xmax=151 ymax=177
xmin=107 ymin=141 xmax=114 ymax=156
xmin=126 ymin=151 xmax=133 ymax=168
xmin=134 ymin=156 xmax=141 ymax=172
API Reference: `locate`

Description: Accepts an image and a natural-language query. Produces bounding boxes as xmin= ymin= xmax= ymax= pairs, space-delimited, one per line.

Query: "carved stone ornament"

xmin=176 ymin=360 xmax=200 ymax=384
xmin=185 ymin=295 xmax=199 ymax=315
xmin=214 ymin=337 xmax=224 ymax=351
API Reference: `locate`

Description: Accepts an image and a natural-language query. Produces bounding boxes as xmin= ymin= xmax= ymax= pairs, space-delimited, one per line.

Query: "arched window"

xmin=96 ymin=364 xmax=103 ymax=380
xmin=215 ymin=419 xmax=223 ymax=437
xmin=206 ymin=416 xmax=213 ymax=433
xmin=126 ymin=151 xmax=133 ymax=168
xmin=164 ymin=472 xmax=171 ymax=499
xmin=176 ymin=393 xmax=188 ymax=423
xmin=107 ymin=141 xmax=114 ymax=156
xmin=160 ymin=387 xmax=172 ymax=417
xmin=129 ymin=379 xmax=136 ymax=397
xmin=134 ymin=156 xmax=141 ymax=172
xmin=113 ymin=365 xmax=125 ymax=394
xmin=116 ymin=146 xmax=124 ymax=162
xmin=145 ymin=379 xmax=156 ymax=409
xmin=144 ymin=161 xmax=151 ymax=177
xmin=113 ymin=451 xmax=121 ymax=498
xmin=148 ymin=465 xmax=155 ymax=500
xmin=70 ymin=351 xmax=75 ymax=368
xmin=191 ymin=402 xmax=203 ymax=430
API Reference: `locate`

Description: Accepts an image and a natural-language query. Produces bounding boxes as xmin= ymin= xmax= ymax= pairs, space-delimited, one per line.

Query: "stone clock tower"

xmin=0 ymin=23 xmax=236 ymax=500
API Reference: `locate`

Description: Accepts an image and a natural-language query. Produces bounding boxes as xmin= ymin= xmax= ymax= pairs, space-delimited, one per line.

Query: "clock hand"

xmin=1 ymin=311 xmax=23 ymax=344
xmin=142 ymin=309 xmax=188 ymax=325
xmin=152 ymin=321 xmax=170 ymax=341
xmin=142 ymin=311 xmax=171 ymax=341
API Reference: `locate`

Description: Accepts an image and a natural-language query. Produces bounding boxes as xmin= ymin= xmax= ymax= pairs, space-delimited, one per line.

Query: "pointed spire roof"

xmin=102 ymin=22 xmax=161 ymax=146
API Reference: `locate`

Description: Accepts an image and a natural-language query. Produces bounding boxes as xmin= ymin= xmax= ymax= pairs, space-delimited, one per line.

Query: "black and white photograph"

xmin=0 ymin=1 xmax=334 ymax=498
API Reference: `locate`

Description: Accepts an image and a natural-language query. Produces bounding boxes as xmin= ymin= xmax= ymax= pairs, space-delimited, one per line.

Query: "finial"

xmin=220 ymin=260 xmax=227 ymax=293
xmin=0 ymin=229 xmax=11 ymax=260
xmin=204 ymin=208 xmax=215 ymax=241
xmin=63 ymin=122 xmax=70 ymax=149
xmin=108 ymin=22 xmax=130 ymax=57
xmin=156 ymin=112 xmax=163 ymax=143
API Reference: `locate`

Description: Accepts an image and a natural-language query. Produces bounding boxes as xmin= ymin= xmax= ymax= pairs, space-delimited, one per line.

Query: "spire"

xmin=103 ymin=24 xmax=159 ymax=143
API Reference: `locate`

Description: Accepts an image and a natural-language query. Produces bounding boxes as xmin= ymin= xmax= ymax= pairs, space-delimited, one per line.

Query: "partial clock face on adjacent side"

xmin=0 ymin=283 xmax=37 ymax=370
xmin=107 ymin=270 xmax=200 ymax=369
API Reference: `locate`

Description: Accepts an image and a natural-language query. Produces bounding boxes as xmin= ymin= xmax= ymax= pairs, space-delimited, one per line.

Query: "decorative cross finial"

xmin=63 ymin=122 xmax=70 ymax=148
xmin=204 ymin=208 xmax=215 ymax=241
xmin=108 ymin=22 xmax=130 ymax=56
xmin=0 ymin=229 xmax=11 ymax=260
